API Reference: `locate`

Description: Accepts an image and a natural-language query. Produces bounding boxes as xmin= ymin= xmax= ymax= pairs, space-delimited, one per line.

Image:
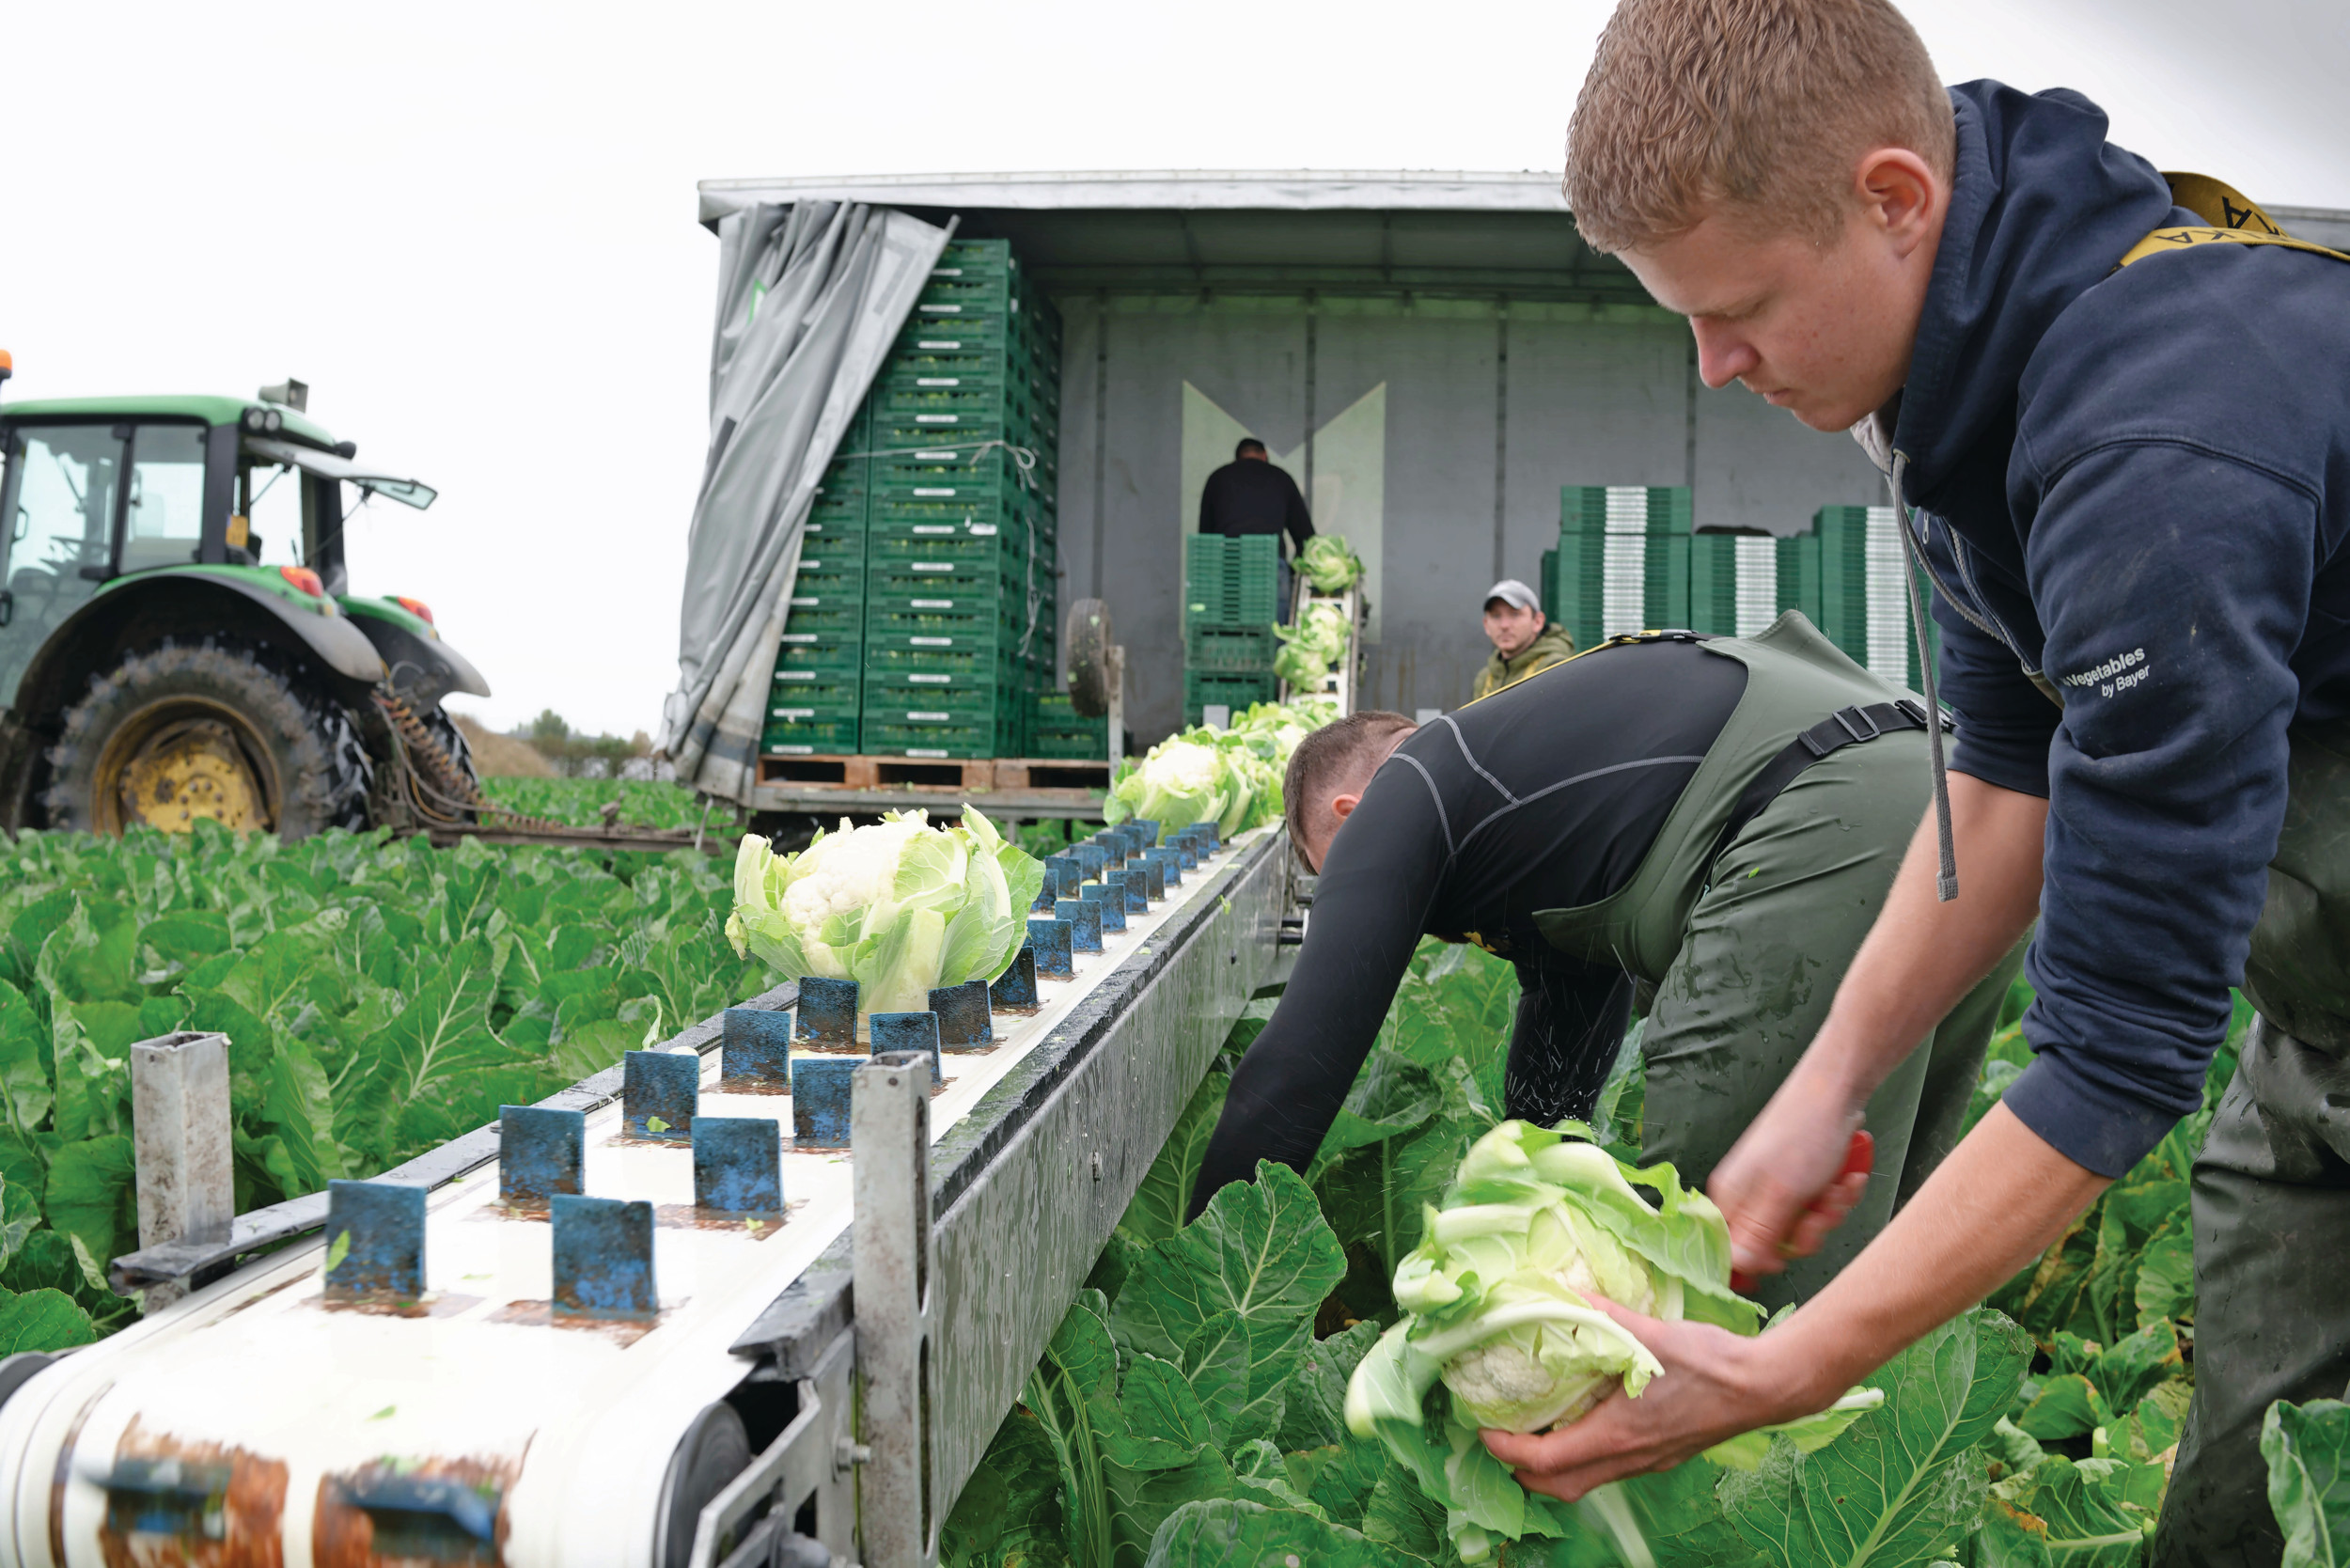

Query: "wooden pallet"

xmin=749 ymin=754 xmax=1115 ymax=822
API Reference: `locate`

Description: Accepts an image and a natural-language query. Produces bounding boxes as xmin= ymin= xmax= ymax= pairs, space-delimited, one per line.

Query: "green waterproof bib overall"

xmin=1532 ymin=615 xmax=2026 ymax=1307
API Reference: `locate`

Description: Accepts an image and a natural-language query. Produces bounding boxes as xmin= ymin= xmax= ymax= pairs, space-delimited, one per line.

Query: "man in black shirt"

xmin=1191 ymin=619 xmax=2024 ymax=1305
xmin=1198 ymin=438 xmax=1315 ymax=604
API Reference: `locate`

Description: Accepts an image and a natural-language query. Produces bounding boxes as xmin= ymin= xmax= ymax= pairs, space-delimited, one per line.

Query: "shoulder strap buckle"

xmin=1833 ymin=705 xmax=1882 ymax=744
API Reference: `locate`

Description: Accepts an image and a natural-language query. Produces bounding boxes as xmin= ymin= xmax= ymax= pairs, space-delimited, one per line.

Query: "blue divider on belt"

xmin=1169 ymin=837 xmax=1198 ymax=871
xmin=1071 ymin=843 xmax=1106 ymax=882
xmin=323 ymin=1180 xmax=426 ymax=1299
xmin=720 ymin=1007 xmax=793 ymax=1088
xmin=551 ymin=1194 xmax=657 ymax=1318
xmin=869 ymin=1011 xmax=942 ymax=1076
xmin=1048 ymin=855 xmax=1085 ymax=902
xmin=1079 ymin=882 xmax=1127 ymax=932
xmin=623 ymin=1050 xmax=697 ymax=1141
xmin=1092 ymin=832 xmax=1126 ymax=870
xmin=693 ymin=1118 xmax=785 ymax=1214
xmin=795 ymin=977 xmax=859 ymax=1045
xmin=1131 ymin=818 xmax=1161 ymax=847
xmin=791 ymin=1058 xmax=857 ymax=1145
xmin=930 ymin=980 xmax=994 ymax=1047
xmin=499 ymin=1105 xmax=585 ymax=1204
xmin=1056 ymin=897 xmax=1104 ymax=951
xmin=1120 ymin=865 xmax=1151 ymax=913
xmin=1142 ymin=849 xmax=1178 ymax=891
xmin=1026 ymin=918 xmax=1073 ymax=976
xmin=1037 ymin=855 xmax=1070 ymax=909
xmin=991 ymin=944 xmax=1042 ymax=1006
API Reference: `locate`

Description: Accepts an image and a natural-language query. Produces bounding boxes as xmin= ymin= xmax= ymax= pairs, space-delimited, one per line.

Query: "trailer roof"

xmin=697 ymin=169 xmax=2350 ymax=300
xmin=698 ymin=168 xmax=1571 ymax=220
xmin=697 ymin=170 xmax=1644 ymax=301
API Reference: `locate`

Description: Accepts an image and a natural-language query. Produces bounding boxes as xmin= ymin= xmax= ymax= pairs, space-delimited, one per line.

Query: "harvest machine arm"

xmin=0 ymin=823 xmax=1301 ymax=1568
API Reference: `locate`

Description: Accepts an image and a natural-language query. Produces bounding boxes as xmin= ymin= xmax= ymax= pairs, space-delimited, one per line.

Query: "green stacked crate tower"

xmin=1686 ymin=506 xmax=1940 ymax=688
xmin=1551 ymin=485 xmax=1694 ymax=651
xmin=1183 ymin=533 xmax=1281 ymax=726
xmin=763 ymin=237 xmax=1066 ymax=761
xmin=1549 ymin=489 xmax=1938 ymax=690
xmin=764 ymin=404 xmax=873 ymax=758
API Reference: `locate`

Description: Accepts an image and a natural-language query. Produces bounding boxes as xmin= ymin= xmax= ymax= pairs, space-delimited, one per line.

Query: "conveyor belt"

xmin=0 ymin=825 xmax=1297 ymax=1568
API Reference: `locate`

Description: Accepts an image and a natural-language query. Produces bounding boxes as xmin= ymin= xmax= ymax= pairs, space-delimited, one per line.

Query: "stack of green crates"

xmin=862 ymin=238 xmax=1060 ymax=758
xmin=1547 ymin=492 xmax=1939 ymax=692
xmin=763 ymin=238 xmax=1065 ymax=760
xmin=1027 ymin=690 xmax=1107 ymax=760
xmin=1552 ymin=485 xmax=1695 ymax=651
xmin=764 ymin=410 xmax=873 ymax=757
xmin=1183 ymin=534 xmax=1281 ymax=723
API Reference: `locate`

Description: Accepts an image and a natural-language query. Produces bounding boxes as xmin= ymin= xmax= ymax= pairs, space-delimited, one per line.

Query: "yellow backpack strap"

xmin=2118 ymin=171 xmax=2350 ymax=269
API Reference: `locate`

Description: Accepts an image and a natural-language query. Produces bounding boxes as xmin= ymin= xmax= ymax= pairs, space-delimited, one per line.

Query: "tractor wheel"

xmin=43 ymin=640 xmax=372 ymax=839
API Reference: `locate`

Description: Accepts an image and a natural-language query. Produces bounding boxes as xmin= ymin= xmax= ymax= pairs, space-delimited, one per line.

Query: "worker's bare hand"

xmin=1480 ymin=1298 xmax=1809 ymax=1502
xmin=1708 ymin=1061 xmax=1873 ymax=1282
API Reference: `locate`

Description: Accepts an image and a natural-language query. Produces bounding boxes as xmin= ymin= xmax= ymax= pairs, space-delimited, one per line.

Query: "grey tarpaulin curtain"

xmin=658 ymin=200 xmax=950 ymax=797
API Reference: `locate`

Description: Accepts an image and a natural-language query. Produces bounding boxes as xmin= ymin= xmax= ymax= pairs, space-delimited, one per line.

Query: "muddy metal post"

xmin=854 ymin=1049 xmax=937 ymax=1567
xmin=129 ymin=1032 xmax=233 ymax=1311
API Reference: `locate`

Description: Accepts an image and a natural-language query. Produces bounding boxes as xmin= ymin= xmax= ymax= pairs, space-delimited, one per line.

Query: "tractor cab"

xmin=0 ymin=360 xmax=490 ymax=837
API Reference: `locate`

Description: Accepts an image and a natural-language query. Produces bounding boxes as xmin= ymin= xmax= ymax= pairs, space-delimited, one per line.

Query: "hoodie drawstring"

xmin=1889 ymin=452 xmax=1959 ymax=902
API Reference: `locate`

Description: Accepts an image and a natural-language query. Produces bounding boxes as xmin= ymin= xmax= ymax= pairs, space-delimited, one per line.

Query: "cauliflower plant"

xmin=726 ymin=808 xmax=1043 ymax=1015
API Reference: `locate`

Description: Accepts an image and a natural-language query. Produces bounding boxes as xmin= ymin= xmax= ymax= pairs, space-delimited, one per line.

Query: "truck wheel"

xmin=44 ymin=640 xmax=371 ymax=839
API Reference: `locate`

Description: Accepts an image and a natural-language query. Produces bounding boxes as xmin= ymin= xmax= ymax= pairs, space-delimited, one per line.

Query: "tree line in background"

xmin=453 ymin=711 xmax=671 ymax=780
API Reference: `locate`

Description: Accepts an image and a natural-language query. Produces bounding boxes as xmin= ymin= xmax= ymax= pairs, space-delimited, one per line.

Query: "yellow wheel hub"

xmin=110 ymin=715 xmax=269 ymax=834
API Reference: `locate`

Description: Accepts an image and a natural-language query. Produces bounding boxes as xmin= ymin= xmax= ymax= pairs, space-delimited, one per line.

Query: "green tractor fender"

xmin=338 ymin=597 xmax=491 ymax=707
xmin=13 ymin=566 xmax=387 ymax=727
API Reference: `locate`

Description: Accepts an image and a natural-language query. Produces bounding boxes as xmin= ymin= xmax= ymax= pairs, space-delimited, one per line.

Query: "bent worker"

xmin=1188 ymin=619 xmax=2024 ymax=1307
xmin=1470 ymin=578 xmax=1576 ymax=701
xmin=1486 ymin=4 xmax=2350 ymax=1562
xmin=1198 ymin=437 xmax=1315 ymax=610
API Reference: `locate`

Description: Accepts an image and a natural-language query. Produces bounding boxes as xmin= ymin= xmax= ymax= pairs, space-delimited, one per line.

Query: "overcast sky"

xmin=5 ymin=0 xmax=2342 ymax=737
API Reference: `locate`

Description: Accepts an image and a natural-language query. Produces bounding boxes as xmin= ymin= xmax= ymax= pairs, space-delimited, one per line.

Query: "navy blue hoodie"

xmin=1898 ymin=82 xmax=2350 ymax=1176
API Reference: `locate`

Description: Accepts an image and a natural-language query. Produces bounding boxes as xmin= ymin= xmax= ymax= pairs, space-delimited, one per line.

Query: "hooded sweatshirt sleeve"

xmin=1930 ymin=573 xmax=2060 ymax=800
xmin=1998 ymin=253 xmax=2324 ymax=1177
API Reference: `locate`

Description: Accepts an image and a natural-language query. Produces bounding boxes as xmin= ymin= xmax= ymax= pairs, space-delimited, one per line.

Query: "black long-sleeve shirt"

xmin=1191 ymin=638 xmax=1748 ymax=1212
xmin=1198 ymin=458 xmax=1315 ymax=556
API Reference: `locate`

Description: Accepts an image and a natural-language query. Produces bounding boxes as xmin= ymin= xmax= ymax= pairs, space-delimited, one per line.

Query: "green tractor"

xmin=0 ymin=356 xmax=490 ymax=839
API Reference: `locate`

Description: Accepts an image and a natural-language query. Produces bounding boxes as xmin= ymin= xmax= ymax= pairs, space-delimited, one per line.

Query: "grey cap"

xmin=1482 ymin=579 xmax=1540 ymax=613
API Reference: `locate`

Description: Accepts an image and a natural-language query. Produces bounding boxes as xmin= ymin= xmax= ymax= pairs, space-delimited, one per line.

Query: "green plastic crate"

xmin=778 ymin=604 xmax=863 ymax=637
xmin=864 ymin=714 xmax=1021 ymax=760
xmin=802 ymin=517 xmax=867 ymax=548
xmin=1183 ymin=534 xmax=1282 ymax=628
xmin=774 ymin=635 xmax=864 ymax=673
xmin=868 ymin=527 xmax=1042 ymax=569
xmin=789 ymin=560 xmax=865 ymax=592
xmin=1027 ymin=731 xmax=1106 ymax=760
xmin=872 ymin=410 xmax=1056 ymax=454
xmin=1184 ymin=624 xmax=1277 ymax=671
xmin=866 ymin=559 xmax=1028 ymax=598
xmin=1183 ymin=670 xmax=1278 ymax=726
xmin=864 ymin=641 xmax=1035 ymax=680
xmin=867 ymin=667 xmax=1002 ymax=700
xmin=768 ymin=670 xmax=861 ymax=709
xmin=767 ymin=700 xmax=861 ymax=726
xmin=762 ymin=717 xmax=861 ymax=755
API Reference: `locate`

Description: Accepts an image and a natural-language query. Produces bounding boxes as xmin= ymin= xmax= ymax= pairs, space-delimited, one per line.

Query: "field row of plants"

xmin=943 ymin=941 xmax=2342 ymax=1568
xmin=0 ymin=805 xmax=766 ymax=1349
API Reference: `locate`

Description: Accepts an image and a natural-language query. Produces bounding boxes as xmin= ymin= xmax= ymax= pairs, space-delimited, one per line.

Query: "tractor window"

xmin=0 ymin=423 xmax=121 ymax=706
xmin=239 ymin=461 xmax=304 ymax=567
xmin=120 ymin=423 xmax=207 ymax=573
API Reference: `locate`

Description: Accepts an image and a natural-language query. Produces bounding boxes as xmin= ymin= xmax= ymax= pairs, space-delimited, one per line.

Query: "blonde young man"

xmin=1483 ymin=4 xmax=2350 ymax=1563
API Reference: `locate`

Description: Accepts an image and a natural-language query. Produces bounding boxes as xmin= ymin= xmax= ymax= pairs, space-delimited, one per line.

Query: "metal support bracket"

xmin=854 ymin=1052 xmax=937 ymax=1567
xmin=686 ymin=1326 xmax=858 ymax=1568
